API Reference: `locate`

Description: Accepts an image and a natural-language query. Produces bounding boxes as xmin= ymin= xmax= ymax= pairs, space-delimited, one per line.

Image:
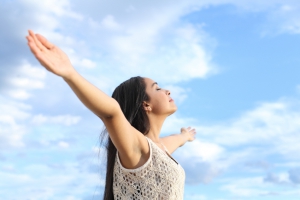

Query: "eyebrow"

xmin=151 ymin=82 xmax=158 ymax=87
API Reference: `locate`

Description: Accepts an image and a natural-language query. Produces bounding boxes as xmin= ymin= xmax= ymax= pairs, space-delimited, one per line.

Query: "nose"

xmin=166 ymin=89 xmax=171 ymax=95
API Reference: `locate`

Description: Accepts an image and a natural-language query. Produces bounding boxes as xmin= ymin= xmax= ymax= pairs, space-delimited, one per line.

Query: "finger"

xmin=27 ymin=35 xmax=41 ymax=56
xmin=187 ymin=127 xmax=191 ymax=130
xmin=28 ymin=30 xmax=47 ymax=51
xmin=27 ymin=37 xmax=49 ymax=67
xmin=36 ymin=34 xmax=54 ymax=50
xmin=28 ymin=30 xmax=42 ymax=51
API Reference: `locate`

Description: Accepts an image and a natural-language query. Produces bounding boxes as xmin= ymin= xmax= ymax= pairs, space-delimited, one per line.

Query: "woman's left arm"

xmin=160 ymin=127 xmax=196 ymax=154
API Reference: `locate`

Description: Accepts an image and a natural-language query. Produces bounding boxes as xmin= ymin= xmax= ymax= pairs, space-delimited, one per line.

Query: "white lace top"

xmin=113 ymin=137 xmax=185 ymax=200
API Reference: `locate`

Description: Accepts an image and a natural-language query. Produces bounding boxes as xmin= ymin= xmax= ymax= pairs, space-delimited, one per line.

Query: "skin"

xmin=143 ymin=78 xmax=196 ymax=153
xmin=26 ymin=30 xmax=196 ymax=169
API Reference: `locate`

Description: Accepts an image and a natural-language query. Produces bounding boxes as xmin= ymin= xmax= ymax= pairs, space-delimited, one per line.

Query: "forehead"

xmin=143 ymin=77 xmax=157 ymax=88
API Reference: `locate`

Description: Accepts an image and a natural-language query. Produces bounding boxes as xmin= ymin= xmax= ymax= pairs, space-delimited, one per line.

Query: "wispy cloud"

xmin=31 ymin=114 xmax=81 ymax=126
xmin=170 ymin=95 xmax=300 ymax=197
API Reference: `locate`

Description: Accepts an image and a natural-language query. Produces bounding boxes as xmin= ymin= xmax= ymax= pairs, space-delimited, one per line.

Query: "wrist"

xmin=63 ymin=68 xmax=78 ymax=82
xmin=178 ymin=133 xmax=188 ymax=146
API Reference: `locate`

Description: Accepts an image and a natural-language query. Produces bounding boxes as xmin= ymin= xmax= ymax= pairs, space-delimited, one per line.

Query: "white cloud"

xmin=175 ymin=139 xmax=224 ymax=162
xmin=0 ymin=99 xmax=31 ymax=149
xmin=161 ymin=114 xmax=198 ymax=134
xmin=3 ymin=61 xmax=47 ymax=100
xmin=6 ymin=89 xmax=31 ymax=100
xmin=17 ymin=62 xmax=47 ymax=80
xmin=69 ymin=56 xmax=98 ymax=69
xmin=21 ymin=0 xmax=83 ymax=20
xmin=220 ymin=174 xmax=300 ymax=198
xmin=9 ymin=0 xmax=296 ymax=93
xmin=195 ymin=98 xmax=300 ymax=154
xmin=45 ymin=0 xmax=219 ymax=85
xmin=208 ymin=0 xmax=300 ymax=35
xmin=97 ymin=21 xmax=217 ymax=84
xmin=221 ymin=177 xmax=265 ymax=197
xmin=31 ymin=114 xmax=81 ymax=126
xmin=276 ymin=6 xmax=300 ymax=34
xmin=57 ymin=141 xmax=70 ymax=148
xmin=8 ymin=78 xmax=44 ymax=89
xmin=163 ymin=85 xmax=190 ymax=104
xmin=101 ymin=15 xmax=121 ymax=30
xmin=165 ymin=96 xmax=300 ymax=185
xmin=0 ymin=162 xmax=103 ymax=200
xmin=2 ymin=0 xmax=300 ymax=95
xmin=185 ymin=194 xmax=207 ymax=200
xmin=193 ymin=140 xmax=224 ymax=162
xmin=173 ymin=139 xmax=224 ymax=184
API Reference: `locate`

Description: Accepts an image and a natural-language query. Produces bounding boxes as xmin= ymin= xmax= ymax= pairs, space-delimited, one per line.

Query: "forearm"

xmin=160 ymin=134 xmax=189 ymax=154
xmin=168 ymin=134 xmax=187 ymax=147
xmin=64 ymin=71 xmax=119 ymax=118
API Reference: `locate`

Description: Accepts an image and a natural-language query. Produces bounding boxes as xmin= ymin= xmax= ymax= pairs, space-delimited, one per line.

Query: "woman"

xmin=26 ymin=30 xmax=196 ymax=200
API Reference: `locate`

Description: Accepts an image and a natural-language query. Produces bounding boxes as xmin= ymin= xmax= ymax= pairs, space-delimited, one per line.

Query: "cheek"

xmin=151 ymin=94 xmax=168 ymax=109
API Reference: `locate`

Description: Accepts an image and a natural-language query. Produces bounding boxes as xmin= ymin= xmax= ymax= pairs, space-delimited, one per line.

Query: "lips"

xmin=169 ymin=98 xmax=174 ymax=102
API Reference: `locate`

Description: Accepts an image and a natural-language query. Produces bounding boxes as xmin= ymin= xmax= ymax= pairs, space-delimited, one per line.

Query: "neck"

xmin=145 ymin=113 xmax=167 ymax=143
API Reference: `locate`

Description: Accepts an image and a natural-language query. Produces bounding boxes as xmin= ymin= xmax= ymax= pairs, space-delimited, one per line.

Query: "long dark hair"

xmin=101 ymin=76 xmax=150 ymax=200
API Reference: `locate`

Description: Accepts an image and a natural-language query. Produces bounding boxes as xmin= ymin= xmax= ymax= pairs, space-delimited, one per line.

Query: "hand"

xmin=26 ymin=30 xmax=75 ymax=79
xmin=180 ymin=127 xmax=196 ymax=143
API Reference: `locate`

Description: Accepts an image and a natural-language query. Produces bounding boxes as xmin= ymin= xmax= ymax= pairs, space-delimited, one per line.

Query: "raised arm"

xmin=26 ymin=30 xmax=148 ymax=169
xmin=26 ymin=30 xmax=118 ymax=118
xmin=160 ymin=127 xmax=196 ymax=154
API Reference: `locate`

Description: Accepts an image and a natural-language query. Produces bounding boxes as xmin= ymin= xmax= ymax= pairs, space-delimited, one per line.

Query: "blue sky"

xmin=1 ymin=0 xmax=300 ymax=199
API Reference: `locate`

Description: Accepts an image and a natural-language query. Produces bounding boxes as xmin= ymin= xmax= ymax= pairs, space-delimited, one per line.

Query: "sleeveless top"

xmin=113 ymin=137 xmax=185 ymax=200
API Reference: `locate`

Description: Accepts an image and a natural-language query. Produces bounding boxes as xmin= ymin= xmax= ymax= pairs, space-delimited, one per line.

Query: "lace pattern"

xmin=113 ymin=137 xmax=185 ymax=200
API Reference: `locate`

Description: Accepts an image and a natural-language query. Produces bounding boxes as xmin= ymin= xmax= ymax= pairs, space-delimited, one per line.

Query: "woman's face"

xmin=143 ymin=77 xmax=177 ymax=116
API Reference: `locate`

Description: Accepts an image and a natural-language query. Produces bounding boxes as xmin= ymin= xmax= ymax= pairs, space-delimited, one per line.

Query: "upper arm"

xmin=101 ymin=101 xmax=149 ymax=168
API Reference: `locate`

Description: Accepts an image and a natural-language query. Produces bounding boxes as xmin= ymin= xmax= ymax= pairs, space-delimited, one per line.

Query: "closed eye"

xmin=156 ymin=88 xmax=161 ymax=90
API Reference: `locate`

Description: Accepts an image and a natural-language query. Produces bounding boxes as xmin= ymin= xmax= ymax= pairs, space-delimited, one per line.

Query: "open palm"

xmin=180 ymin=127 xmax=196 ymax=142
xmin=26 ymin=30 xmax=75 ymax=79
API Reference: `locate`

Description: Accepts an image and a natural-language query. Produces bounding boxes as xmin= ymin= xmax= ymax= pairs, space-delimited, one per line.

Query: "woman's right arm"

xmin=63 ymin=71 xmax=149 ymax=168
xmin=26 ymin=30 xmax=118 ymax=118
xmin=26 ymin=30 xmax=149 ymax=168
xmin=65 ymin=72 xmax=148 ymax=167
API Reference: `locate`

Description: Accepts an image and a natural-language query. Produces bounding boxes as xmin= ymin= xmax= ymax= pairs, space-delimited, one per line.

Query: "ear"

xmin=142 ymin=101 xmax=152 ymax=112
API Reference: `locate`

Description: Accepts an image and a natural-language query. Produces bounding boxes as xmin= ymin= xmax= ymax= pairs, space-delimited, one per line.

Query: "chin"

xmin=167 ymin=108 xmax=177 ymax=116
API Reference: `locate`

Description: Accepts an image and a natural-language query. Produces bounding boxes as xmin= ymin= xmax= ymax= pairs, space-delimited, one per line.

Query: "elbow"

xmin=100 ymin=98 xmax=122 ymax=119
